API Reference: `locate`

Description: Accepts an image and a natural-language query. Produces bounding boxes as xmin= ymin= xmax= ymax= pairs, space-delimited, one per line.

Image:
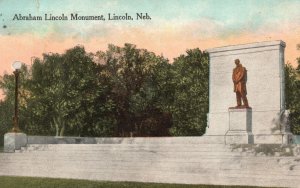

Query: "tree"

xmin=286 ymin=54 xmax=300 ymax=134
xmin=170 ymin=49 xmax=209 ymax=136
xmin=23 ymin=46 xmax=117 ymax=136
xmin=0 ymin=100 xmax=14 ymax=146
xmin=95 ymin=44 xmax=172 ymax=136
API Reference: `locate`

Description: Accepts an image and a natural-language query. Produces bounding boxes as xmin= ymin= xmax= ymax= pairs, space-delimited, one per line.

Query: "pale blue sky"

xmin=1 ymin=0 xmax=300 ymax=37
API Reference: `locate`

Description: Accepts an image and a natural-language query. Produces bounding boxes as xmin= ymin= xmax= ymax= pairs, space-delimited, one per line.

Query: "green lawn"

xmin=0 ymin=176 xmax=279 ymax=188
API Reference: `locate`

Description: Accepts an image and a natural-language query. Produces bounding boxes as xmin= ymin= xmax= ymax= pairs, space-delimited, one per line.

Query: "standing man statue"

xmin=232 ymin=59 xmax=250 ymax=108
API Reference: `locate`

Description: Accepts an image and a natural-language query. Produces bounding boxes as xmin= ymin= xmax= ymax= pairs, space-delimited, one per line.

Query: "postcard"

xmin=0 ymin=1 xmax=300 ymax=187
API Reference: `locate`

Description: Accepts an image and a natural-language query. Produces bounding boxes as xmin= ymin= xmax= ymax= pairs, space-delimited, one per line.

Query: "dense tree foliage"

xmin=170 ymin=49 xmax=209 ymax=136
xmin=0 ymin=45 xmax=214 ymax=138
xmin=285 ymin=57 xmax=300 ymax=134
xmin=24 ymin=47 xmax=117 ymax=137
xmin=94 ymin=44 xmax=173 ymax=136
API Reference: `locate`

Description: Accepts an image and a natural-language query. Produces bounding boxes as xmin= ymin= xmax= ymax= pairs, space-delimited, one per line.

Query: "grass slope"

xmin=0 ymin=176 xmax=278 ymax=188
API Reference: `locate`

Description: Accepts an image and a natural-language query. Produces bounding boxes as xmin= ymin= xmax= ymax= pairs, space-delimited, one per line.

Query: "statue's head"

xmin=234 ymin=59 xmax=240 ymax=65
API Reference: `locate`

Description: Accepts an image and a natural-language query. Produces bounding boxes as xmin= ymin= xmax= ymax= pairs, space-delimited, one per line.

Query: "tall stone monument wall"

xmin=206 ymin=41 xmax=290 ymax=144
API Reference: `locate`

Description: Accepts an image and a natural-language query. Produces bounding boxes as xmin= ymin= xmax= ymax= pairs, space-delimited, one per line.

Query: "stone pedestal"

xmin=225 ymin=108 xmax=253 ymax=144
xmin=4 ymin=133 xmax=27 ymax=153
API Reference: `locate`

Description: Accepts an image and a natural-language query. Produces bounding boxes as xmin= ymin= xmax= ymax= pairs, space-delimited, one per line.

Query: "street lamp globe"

xmin=12 ymin=61 xmax=22 ymax=70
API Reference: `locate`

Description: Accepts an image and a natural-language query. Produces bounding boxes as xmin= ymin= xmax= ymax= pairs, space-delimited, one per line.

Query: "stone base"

xmin=228 ymin=108 xmax=252 ymax=131
xmin=283 ymin=133 xmax=294 ymax=144
xmin=4 ymin=133 xmax=27 ymax=153
xmin=225 ymin=108 xmax=253 ymax=144
xmin=225 ymin=130 xmax=254 ymax=144
xmin=254 ymin=133 xmax=293 ymax=144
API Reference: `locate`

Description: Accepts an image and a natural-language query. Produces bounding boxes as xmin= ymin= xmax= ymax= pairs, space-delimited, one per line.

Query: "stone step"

xmin=0 ymin=156 xmax=292 ymax=165
xmin=0 ymin=160 xmax=297 ymax=176
xmin=1 ymin=158 xmax=299 ymax=175
xmin=0 ymin=152 xmax=259 ymax=161
xmin=17 ymin=145 xmax=248 ymax=155
xmin=27 ymin=136 xmax=226 ymax=145
xmin=1 ymin=152 xmax=296 ymax=163
xmin=1 ymin=166 xmax=298 ymax=180
xmin=23 ymin=144 xmax=298 ymax=156
xmin=25 ymin=144 xmax=231 ymax=147
xmin=18 ymin=146 xmax=253 ymax=157
xmin=1 ymin=153 xmax=299 ymax=173
xmin=25 ymin=143 xmax=231 ymax=149
xmin=2 ymin=141 xmax=300 ymax=188
xmin=21 ymin=146 xmax=235 ymax=153
xmin=23 ymin=151 xmax=295 ymax=159
xmin=19 ymin=147 xmax=247 ymax=154
xmin=1 ymin=165 xmax=299 ymax=188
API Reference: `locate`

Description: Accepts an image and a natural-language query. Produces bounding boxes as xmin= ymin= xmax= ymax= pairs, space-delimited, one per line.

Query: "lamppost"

xmin=11 ymin=61 xmax=22 ymax=133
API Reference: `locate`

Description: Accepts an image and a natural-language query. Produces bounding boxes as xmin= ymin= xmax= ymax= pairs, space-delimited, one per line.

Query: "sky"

xmin=0 ymin=0 xmax=300 ymax=77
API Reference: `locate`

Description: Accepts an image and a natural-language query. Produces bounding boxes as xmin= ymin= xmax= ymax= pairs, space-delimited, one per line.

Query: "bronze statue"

xmin=231 ymin=59 xmax=250 ymax=108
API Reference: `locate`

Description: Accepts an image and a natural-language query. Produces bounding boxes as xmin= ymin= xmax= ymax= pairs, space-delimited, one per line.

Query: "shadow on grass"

xmin=0 ymin=176 xmax=280 ymax=188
